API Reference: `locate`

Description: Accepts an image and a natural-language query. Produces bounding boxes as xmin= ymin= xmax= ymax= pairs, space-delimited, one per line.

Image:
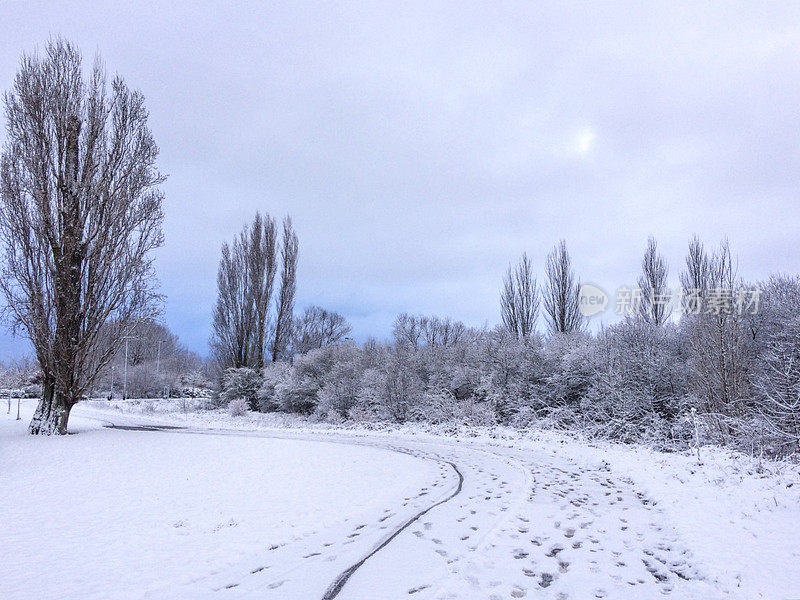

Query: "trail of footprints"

xmin=407 ymin=452 xmax=718 ymax=600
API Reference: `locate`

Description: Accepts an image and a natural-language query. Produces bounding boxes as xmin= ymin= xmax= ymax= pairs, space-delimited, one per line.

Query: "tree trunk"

xmin=28 ymin=380 xmax=72 ymax=435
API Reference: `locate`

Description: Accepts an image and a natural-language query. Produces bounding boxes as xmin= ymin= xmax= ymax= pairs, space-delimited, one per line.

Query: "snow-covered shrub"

xmin=583 ymin=319 xmax=687 ymax=442
xmin=176 ymin=371 xmax=215 ymax=399
xmin=313 ymin=406 xmax=345 ymax=424
xmin=313 ymin=344 xmax=364 ymax=417
xmin=228 ymin=397 xmax=249 ymax=417
xmin=485 ymin=332 xmax=548 ymax=422
xmin=174 ymin=385 xmax=213 ymax=399
xmin=22 ymin=384 xmax=41 ymax=398
xmin=749 ymin=275 xmax=800 ymax=456
xmin=539 ymin=332 xmax=595 ymax=417
xmin=407 ymin=389 xmax=497 ymax=426
xmin=257 ymin=361 xmax=294 ymax=412
xmin=407 ymin=389 xmax=458 ymax=424
xmin=349 ymin=367 xmax=387 ymax=421
xmin=221 ymin=368 xmax=262 ymax=410
xmin=380 ymin=349 xmax=424 ymax=422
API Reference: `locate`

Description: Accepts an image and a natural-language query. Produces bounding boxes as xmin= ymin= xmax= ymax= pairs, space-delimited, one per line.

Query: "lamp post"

xmin=124 ymin=338 xmax=129 ymax=399
xmin=156 ymin=339 xmax=167 ymax=377
xmin=121 ymin=336 xmax=139 ymax=400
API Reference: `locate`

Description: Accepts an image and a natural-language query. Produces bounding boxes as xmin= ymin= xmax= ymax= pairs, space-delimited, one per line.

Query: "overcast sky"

xmin=1 ymin=1 xmax=799 ymax=358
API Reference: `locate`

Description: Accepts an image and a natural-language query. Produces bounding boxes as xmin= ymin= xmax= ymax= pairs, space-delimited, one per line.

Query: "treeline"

xmin=92 ymin=319 xmax=213 ymax=399
xmin=0 ymin=356 xmax=41 ymax=399
xmin=217 ymin=237 xmax=800 ymax=457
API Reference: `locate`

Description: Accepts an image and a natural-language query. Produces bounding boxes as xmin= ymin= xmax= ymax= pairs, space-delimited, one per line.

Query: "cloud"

xmin=1 ymin=2 xmax=799 ymax=356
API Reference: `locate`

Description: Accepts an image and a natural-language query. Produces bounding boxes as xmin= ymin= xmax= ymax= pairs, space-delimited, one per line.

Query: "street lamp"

xmin=155 ymin=339 xmax=167 ymax=377
xmin=121 ymin=335 xmax=139 ymax=400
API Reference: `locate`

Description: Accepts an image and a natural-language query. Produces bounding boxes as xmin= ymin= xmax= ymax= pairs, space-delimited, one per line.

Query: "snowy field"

xmin=2 ymin=399 xmax=799 ymax=600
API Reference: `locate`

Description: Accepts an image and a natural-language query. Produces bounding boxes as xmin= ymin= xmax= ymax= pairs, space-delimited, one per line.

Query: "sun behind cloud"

xmin=575 ymin=127 xmax=596 ymax=155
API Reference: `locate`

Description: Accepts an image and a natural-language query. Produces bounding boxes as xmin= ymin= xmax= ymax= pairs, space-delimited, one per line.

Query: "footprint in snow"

xmin=539 ymin=573 xmax=555 ymax=588
xmin=250 ymin=566 xmax=267 ymax=574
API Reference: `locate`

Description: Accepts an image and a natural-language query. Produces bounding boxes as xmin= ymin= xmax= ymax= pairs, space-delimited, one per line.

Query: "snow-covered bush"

xmin=539 ymin=332 xmax=595 ymax=419
xmin=221 ymin=368 xmax=262 ymax=410
xmin=583 ymin=319 xmax=688 ymax=442
xmin=750 ymin=275 xmax=800 ymax=455
xmin=313 ymin=345 xmax=363 ymax=417
xmin=176 ymin=371 xmax=215 ymax=398
xmin=257 ymin=361 xmax=294 ymax=412
xmin=228 ymin=398 xmax=249 ymax=417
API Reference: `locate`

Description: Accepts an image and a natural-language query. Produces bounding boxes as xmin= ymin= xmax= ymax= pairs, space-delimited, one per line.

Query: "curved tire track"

xmin=321 ymin=459 xmax=464 ymax=600
xmin=95 ymin=412 xmax=467 ymax=599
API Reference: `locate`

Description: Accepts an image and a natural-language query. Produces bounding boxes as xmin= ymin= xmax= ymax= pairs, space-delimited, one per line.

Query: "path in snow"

xmin=96 ymin=421 xmax=729 ymax=600
xmin=325 ymin=437 xmax=727 ymax=600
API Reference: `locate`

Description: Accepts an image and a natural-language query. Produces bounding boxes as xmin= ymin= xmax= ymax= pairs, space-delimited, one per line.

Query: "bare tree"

xmin=211 ymin=242 xmax=248 ymax=368
xmin=0 ymin=40 xmax=164 ymax=434
xmin=393 ymin=313 xmax=468 ymax=349
xmin=210 ymin=212 xmax=278 ymax=369
xmin=542 ymin=240 xmax=583 ymax=335
xmin=501 ymin=252 xmax=539 ymax=339
xmin=393 ymin=313 xmax=423 ymax=350
xmin=271 ymin=217 xmax=298 ymax=362
xmin=292 ymin=306 xmax=351 ymax=354
xmin=421 ymin=315 xmax=467 ymax=348
xmin=679 ymin=235 xmax=711 ymax=299
xmin=248 ymin=213 xmax=278 ymax=368
xmin=682 ymin=239 xmax=751 ymax=439
xmin=752 ymin=275 xmax=800 ymax=453
xmin=637 ymin=236 xmax=670 ymax=326
xmin=103 ymin=318 xmax=180 ymax=367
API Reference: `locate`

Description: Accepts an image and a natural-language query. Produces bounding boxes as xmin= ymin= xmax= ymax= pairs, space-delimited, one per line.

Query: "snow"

xmin=2 ymin=399 xmax=799 ymax=599
xmin=0 ymin=401 xmax=445 ymax=599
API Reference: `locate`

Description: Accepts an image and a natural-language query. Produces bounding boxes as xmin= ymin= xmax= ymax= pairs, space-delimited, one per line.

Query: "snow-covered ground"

xmin=2 ymin=399 xmax=799 ymax=599
xmin=0 ymin=401 xmax=447 ymax=599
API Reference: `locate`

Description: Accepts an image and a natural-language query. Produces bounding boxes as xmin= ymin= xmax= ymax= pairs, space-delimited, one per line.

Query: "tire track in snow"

xmin=321 ymin=459 xmax=464 ymax=600
xmin=97 ymin=416 xmax=467 ymax=599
